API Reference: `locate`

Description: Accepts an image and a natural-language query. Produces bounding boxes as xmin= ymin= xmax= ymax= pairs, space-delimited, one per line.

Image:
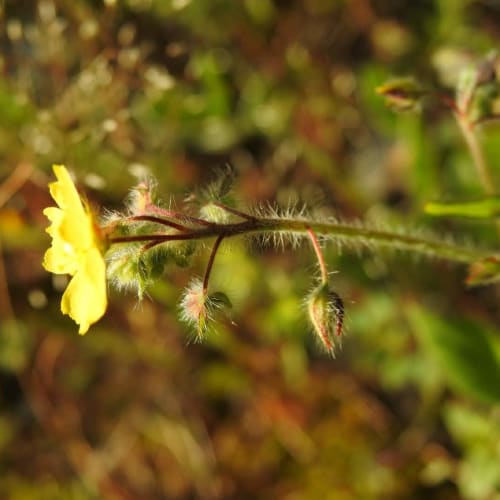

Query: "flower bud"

xmin=307 ymin=283 xmax=344 ymax=355
xmin=376 ymin=78 xmax=425 ymax=111
xmin=180 ymin=279 xmax=232 ymax=338
xmin=127 ymin=179 xmax=157 ymax=215
xmin=106 ymin=244 xmax=150 ymax=299
xmin=199 ymin=201 xmax=231 ymax=223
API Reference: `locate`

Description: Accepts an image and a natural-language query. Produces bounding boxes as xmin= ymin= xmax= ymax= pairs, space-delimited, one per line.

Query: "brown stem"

xmin=140 ymin=240 xmax=167 ymax=252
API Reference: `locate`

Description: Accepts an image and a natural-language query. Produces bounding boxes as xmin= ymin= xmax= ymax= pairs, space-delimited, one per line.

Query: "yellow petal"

xmin=43 ymin=164 xmax=108 ymax=333
xmin=48 ymin=165 xmax=94 ymax=250
xmin=43 ymin=245 xmax=79 ymax=275
xmin=43 ymin=206 xmax=80 ymax=275
xmin=60 ymin=247 xmax=107 ymax=334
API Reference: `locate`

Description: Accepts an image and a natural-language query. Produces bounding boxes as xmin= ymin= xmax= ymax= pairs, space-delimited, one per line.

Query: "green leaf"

xmin=425 ymin=197 xmax=500 ymax=218
xmin=406 ymin=304 xmax=500 ymax=404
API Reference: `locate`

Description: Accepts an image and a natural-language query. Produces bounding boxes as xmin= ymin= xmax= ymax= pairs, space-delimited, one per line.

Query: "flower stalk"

xmin=306 ymin=226 xmax=328 ymax=284
xmin=455 ymin=111 xmax=495 ymax=195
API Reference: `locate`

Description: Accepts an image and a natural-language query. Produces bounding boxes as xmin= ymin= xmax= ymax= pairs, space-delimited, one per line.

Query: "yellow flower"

xmin=43 ymin=164 xmax=107 ymax=334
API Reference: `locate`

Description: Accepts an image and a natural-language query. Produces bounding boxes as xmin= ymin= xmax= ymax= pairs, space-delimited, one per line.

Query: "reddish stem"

xmin=110 ymin=234 xmax=184 ymax=244
xmin=436 ymin=92 xmax=461 ymax=115
xmin=306 ymin=226 xmax=328 ymax=283
xmin=203 ymin=235 xmax=224 ymax=293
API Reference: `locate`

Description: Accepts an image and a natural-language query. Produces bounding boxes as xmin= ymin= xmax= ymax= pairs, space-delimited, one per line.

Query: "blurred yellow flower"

xmin=43 ymin=164 xmax=107 ymax=334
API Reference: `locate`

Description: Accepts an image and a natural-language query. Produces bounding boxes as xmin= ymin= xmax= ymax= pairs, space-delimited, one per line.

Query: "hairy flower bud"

xmin=180 ymin=279 xmax=232 ymax=338
xmin=127 ymin=180 xmax=157 ymax=215
xmin=307 ymin=283 xmax=344 ymax=355
xmin=106 ymin=244 xmax=150 ymax=299
xmin=199 ymin=202 xmax=232 ymax=223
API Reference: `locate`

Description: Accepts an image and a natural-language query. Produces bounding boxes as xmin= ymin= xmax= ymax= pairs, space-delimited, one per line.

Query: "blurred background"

xmin=1 ymin=0 xmax=500 ymax=498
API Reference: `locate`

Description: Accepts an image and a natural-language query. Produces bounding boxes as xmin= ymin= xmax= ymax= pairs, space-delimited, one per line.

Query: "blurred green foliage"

xmin=1 ymin=0 xmax=500 ymax=498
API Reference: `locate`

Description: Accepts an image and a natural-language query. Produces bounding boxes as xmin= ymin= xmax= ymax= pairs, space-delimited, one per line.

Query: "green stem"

xmin=110 ymin=216 xmax=489 ymax=264
xmin=456 ymin=114 xmax=495 ymax=195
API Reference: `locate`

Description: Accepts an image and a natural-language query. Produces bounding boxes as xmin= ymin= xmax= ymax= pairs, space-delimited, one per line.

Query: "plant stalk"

xmin=306 ymin=227 xmax=328 ymax=283
xmin=456 ymin=115 xmax=495 ymax=195
xmin=110 ymin=216 xmax=490 ymax=265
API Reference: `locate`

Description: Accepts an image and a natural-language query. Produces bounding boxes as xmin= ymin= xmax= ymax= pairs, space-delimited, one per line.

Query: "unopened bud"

xmin=127 ymin=180 xmax=156 ymax=215
xmin=180 ymin=279 xmax=232 ymax=338
xmin=199 ymin=202 xmax=231 ymax=223
xmin=307 ymin=283 xmax=344 ymax=355
xmin=107 ymin=243 xmax=180 ymax=299
xmin=376 ymin=78 xmax=425 ymax=111
xmin=106 ymin=245 xmax=149 ymax=299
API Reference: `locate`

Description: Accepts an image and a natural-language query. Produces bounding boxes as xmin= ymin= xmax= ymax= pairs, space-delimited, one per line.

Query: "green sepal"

xmin=106 ymin=244 xmax=150 ymax=299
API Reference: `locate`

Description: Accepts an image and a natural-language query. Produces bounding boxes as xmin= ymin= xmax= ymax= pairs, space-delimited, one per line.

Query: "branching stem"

xmin=433 ymin=90 xmax=495 ymax=194
xmin=110 ymin=216 xmax=489 ymax=265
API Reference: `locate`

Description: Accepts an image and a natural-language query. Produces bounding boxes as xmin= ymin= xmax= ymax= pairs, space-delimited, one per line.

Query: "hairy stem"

xmin=110 ymin=216 xmax=489 ymax=264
